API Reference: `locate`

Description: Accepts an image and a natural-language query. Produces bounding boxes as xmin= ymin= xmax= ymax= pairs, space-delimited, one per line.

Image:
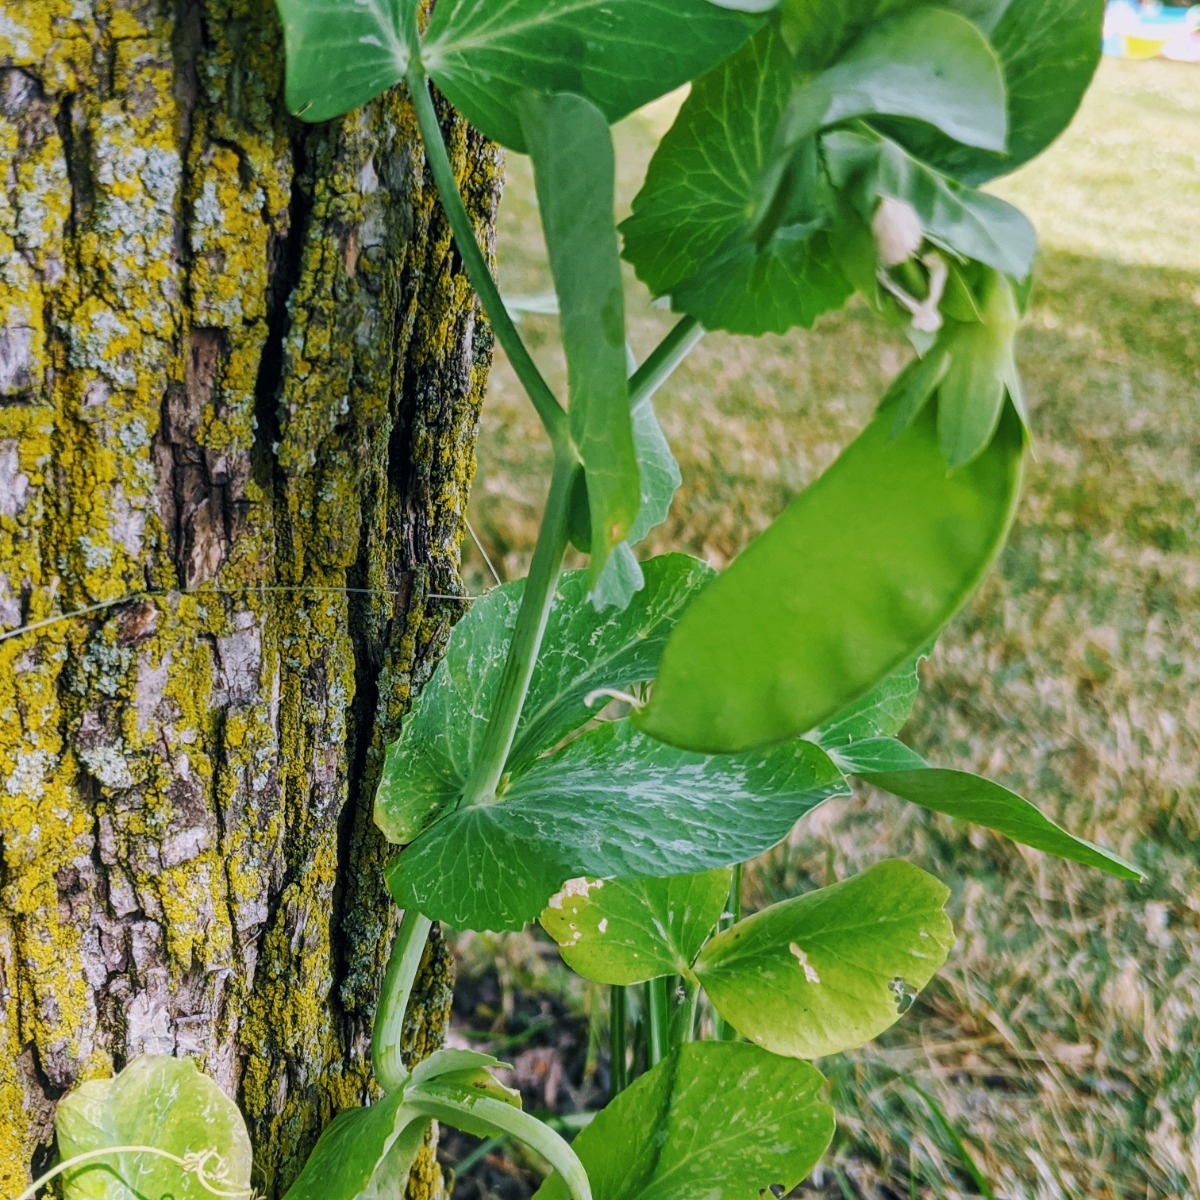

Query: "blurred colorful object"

xmin=1104 ymin=2 xmax=1200 ymax=61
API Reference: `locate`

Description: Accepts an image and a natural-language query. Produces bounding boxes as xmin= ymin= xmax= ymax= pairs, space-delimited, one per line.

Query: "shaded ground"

xmin=452 ymin=59 xmax=1200 ymax=1200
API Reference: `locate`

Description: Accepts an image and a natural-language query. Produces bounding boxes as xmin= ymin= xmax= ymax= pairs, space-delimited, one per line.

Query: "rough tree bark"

xmin=0 ymin=2 xmax=500 ymax=1194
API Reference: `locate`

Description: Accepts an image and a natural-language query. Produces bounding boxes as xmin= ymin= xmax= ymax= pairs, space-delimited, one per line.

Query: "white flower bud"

xmin=872 ymin=196 xmax=924 ymax=268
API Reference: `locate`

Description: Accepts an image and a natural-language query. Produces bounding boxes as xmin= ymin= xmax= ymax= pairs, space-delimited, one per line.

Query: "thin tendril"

xmin=0 ymin=584 xmax=478 ymax=645
xmin=13 ymin=1144 xmax=256 ymax=1200
xmin=465 ymin=516 xmax=503 ymax=587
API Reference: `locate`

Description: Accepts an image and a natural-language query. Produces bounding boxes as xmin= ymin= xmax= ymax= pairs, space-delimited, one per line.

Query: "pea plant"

xmin=23 ymin=1 xmax=1141 ymax=1198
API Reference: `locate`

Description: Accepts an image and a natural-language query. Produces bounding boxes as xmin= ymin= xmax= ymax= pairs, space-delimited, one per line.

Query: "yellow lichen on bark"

xmin=0 ymin=0 xmax=499 ymax=1194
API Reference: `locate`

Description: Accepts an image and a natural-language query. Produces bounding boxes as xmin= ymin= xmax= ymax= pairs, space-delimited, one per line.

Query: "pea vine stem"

xmin=464 ymin=455 xmax=575 ymax=804
xmin=410 ymin=1088 xmax=593 ymax=1200
xmin=392 ymin=65 xmax=704 ymax=1097
xmin=407 ymin=62 xmax=569 ymax=452
xmin=373 ymin=906 xmax=435 ymax=1092
xmin=629 ymin=316 xmax=703 ymax=412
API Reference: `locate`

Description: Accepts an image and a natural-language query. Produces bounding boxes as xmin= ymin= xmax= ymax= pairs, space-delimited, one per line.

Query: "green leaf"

xmin=375 ymin=555 xmax=710 ymax=844
xmin=924 ymin=271 xmax=1023 ymax=467
xmin=55 ymin=1056 xmax=252 ymax=1200
xmin=830 ymin=737 xmax=1142 ymax=881
xmin=512 ymin=555 xmax=711 ymax=770
xmin=386 ymin=720 xmax=848 ymax=931
xmin=409 ymin=1048 xmax=511 ymax=1088
xmin=879 ymin=345 xmax=952 ymax=434
xmin=540 ymin=869 xmax=732 ymax=985
xmin=520 ymin=94 xmax=639 ymax=584
xmin=636 ymin=399 xmax=1025 ymax=753
xmin=782 ymin=9 xmax=1007 ymax=153
xmin=533 ymin=1042 xmax=834 ymax=1200
xmin=588 ymin=544 xmax=644 ymax=613
xmin=695 ymin=859 xmax=954 ymax=1058
xmin=622 ymin=28 xmax=854 ymax=336
xmin=810 ymin=651 xmax=926 ymax=747
xmin=277 ymin=0 xmax=416 ymax=123
xmin=283 ymin=1093 xmax=426 ymax=1200
xmin=708 ymin=0 xmax=779 ymax=10
xmin=898 ymin=0 xmax=1105 ymax=183
xmin=824 ymin=129 xmax=1038 ymax=280
xmin=420 ymin=0 xmax=761 ymax=151
xmin=591 ymin=400 xmax=683 ymax=611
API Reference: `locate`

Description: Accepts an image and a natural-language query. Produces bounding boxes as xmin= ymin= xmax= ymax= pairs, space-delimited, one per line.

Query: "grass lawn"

xmin=460 ymin=58 xmax=1200 ymax=1200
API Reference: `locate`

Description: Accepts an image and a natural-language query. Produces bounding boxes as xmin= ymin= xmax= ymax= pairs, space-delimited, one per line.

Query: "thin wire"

xmin=0 ymin=584 xmax=477 ymax=646
xmin=465 ymin=516 xmax=503 ymax=587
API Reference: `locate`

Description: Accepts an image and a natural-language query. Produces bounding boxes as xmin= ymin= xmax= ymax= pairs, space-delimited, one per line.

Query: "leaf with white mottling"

xmin=533 ymin=1042 xmax=833 ymax=1200
xmin=540 ymin=869 xmax=731 ymax=984
xmin=694 ymin=859 xmax=954 ymax=1058
xmin=374 ymin=555 xmax=711 ymax=844
xmin=386 ymin=721 xmax=847 ymax=931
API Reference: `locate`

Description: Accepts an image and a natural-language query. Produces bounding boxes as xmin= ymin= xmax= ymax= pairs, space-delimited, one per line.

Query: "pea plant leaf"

xmin=622 ymin=27 xmax=854 ymax=336
xmin=533 ymin=1042 xmax=834 ymax=1200
xmin=782 ymin=8 xmax=1007 ymax=153
xmin=809 ymin=651 xmax=926 ymax=747
xmin=284 ymin=1054 xmax=525 ymax=1200
xmin=386 ymin=720 xmax=848 ymax=931
xmin=694 ymin=859 xmax=954 ymax=1059
xmin=895 ymin=0 xmax=1106 ymax=183
xmin=829 ymin=737 xmax=1142 ymax=880
xmin=824 ymin=129 xmax=1038 ymax=281
xmin=55 ymin=1056 xmax=253 ymax=1200
xmin=879 ymin=270 xmax=1025 ymax=467
xmin=636 ymin=399 xmax=1025 ymax=754
xmin=409 ymin=1048 xmax=512 ymax=1088
xmin=540 ymin=869 xmax=732 ymax=985
xmin=420 ymin=0 xmax=762 ymax=151
xmin=592 ymin=399 xmax=684 ymax=611
xmin=933 ymin=274 xmax=1023 ymax=467
xmin=375 ymin=555 xmax=711 ymax=844
xmin=283 ymin=1092 xmax=427 ymax=1200
xmin=521 ymin=94 xmax=640 ymax=584
xmin=708 ymin=0 xmax=780 ymax=10
xmin=277 ymin=0 xmax=417 ymax=122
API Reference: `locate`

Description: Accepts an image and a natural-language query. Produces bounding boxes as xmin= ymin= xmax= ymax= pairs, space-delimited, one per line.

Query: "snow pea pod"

xmin=636 ymin=397 xmax=1024 ymax=752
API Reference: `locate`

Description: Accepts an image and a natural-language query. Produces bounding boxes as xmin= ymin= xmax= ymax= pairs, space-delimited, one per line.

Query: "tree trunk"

xmin=0 ymin=2 xmax=499 ymax=1194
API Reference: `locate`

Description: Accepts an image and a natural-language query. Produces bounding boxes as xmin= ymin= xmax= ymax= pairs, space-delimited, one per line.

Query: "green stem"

xmin=463 ymin=456 xmax=575 ymax=804
xmin=372 ymin=909 xmax=435 ymax=1092
xmin=610 ymin=985 xmax=628 ymax=1097
xmin=714 ymin=864 xmax=743 ymax=1041
xmin=628 ymin=316 xmax=703 ymax=412
xmin=670 ymin=976 xmax=701 ymax=1048
xmin=410 ymin=1088 xmax=592 ymax=1200
xmin=407 ymin=63 xmax=568 ymax=450
xmin=647 ymin=976 xmax=670 ymax=1067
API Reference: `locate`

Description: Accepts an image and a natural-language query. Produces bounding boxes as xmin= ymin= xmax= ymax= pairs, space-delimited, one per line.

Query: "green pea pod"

xmin=636 ymin=398 xmax=1025 ymax=753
